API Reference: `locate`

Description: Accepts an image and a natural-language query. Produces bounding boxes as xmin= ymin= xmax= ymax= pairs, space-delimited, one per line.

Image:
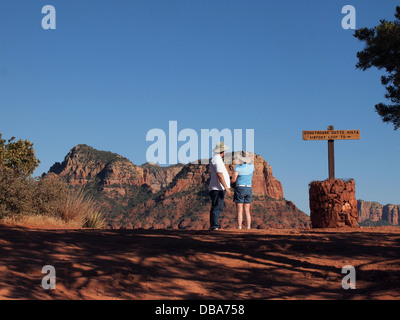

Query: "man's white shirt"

xmin=209 ymin=153 xmax=231 ymax=191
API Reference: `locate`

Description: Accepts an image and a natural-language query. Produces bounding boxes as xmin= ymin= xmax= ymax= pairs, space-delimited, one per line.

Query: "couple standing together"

xmin=209 ymin=142 xmax=254 ymax=230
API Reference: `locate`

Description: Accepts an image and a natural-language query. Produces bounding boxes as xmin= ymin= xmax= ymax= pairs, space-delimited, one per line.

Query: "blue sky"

xmin=1 ymin=0 xmax=399 ymax=214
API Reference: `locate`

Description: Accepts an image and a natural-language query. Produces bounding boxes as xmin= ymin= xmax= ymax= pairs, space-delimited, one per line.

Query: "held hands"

xmin=217 ymin=173 xmax=232 ymax=196
xmin=225 ymin=176 xmax=234 ymax=197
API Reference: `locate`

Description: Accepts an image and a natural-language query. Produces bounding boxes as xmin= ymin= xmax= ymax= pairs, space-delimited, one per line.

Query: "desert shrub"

xmin=62 ymin=188 xmax=106 ymax=228
xmin=0 ymin=168 xmax=106 ymax=228
xmin=0 ymin=168 xmax=35 ymax=218
xmin=83 ymin=211 xmax=107 ymax=229
xmin=0 ymin=134 xmax=106 ymax=228
xmin=32 ymin=175 xmax=69 ymax=218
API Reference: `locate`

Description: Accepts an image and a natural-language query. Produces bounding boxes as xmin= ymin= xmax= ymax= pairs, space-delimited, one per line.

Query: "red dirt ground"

xmin=0 ymin=225 xmax=399 ymax=300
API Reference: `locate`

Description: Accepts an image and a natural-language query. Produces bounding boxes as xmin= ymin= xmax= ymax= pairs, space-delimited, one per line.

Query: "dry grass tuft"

xmin=62 ymin=188 xmax=106 ymax=229
xmin=0 ymin=214 xmax=81 ymax=229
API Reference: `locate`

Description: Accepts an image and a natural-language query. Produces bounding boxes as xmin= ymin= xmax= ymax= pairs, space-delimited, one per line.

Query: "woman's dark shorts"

xmin=234 ymin=186 xmax=253 ymax=204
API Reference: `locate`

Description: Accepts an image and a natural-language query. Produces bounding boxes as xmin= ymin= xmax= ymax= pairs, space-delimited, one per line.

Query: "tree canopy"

xmin=354 ymin=6 xmax=400 ymax=130
xmin=0 ymin=133 xmax=40 ymax=176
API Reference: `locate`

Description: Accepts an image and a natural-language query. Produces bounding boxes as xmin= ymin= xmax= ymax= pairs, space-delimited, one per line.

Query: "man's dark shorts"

xmin=234 ymin=186 xmax=253 ymax=204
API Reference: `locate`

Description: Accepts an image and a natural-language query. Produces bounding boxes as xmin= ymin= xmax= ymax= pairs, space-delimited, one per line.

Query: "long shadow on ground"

xmin=0 ymin=226 xmax=399 ymax=299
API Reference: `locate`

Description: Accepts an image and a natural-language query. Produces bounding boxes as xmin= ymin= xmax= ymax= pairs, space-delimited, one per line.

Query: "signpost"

xmin=303 ymin=126 xmax=360 ymax=179
xmin=302 ymin=129 xmax=360 ymax=141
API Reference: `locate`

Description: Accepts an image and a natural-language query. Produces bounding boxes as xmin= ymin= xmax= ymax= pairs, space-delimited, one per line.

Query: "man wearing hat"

xmin=208 ymin=141 xmax=231 ymax=230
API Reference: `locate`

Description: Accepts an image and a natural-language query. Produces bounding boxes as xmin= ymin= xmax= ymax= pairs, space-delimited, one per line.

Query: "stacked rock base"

xmin=309 ymin=178 xmax=359 ymax=228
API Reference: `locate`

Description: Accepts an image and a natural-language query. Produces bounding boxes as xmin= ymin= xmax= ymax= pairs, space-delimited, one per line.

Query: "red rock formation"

xmin=102 ymin=161 xmax=149 ymax=187
xmin=48 ymin=144 xmax=150 ymax=195
xmin=161 ymin=153 xmax=284 ymax=200
xmin=130 ymin=152 xmax=307 ymax=229
xmin=309 ymin=178 xmax=358 ymax=228
xmin=383 ymin=205 xmax=400 ymax=225
xmin=358 ymin=200 xmax=400 ymax=226
xmin=357 ymin=200 xmax=384 ymax=222
xmin=251 ymin=154 xmax=284 ymax=199
xmin=48 ymin=146 xmax=309 ymax=229
xmin=141 ymin=162 xmax=184 ymax=192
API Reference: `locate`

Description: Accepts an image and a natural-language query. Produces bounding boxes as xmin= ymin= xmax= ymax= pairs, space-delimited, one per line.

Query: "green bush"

xmin=0 ymin=134 xmax=40 ymax=176
xmin=0 ymin=168 xmax=106 ymax=228
xmin=32 ymin=175 xmax=69 ymax=218
xmin=0 ymin=134 xmax=106 ymax=228
xmin=0 ymin=168 xmax=35 ymax=218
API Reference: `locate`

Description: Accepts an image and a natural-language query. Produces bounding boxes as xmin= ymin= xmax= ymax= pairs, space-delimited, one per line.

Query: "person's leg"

xmin=236 ymin=203 xmax=244 ymax=229
xmin=209 ymin=190 xmax=219 ymax=229
xmin=215 ymin=191 xmax=225 ymax=229
xmin=209 ymin=190 xmax=225 ymax=229
xmin=243 ymin=187 xmax=252 ymax=229
xmin=234 ymin=187 xmax=245 ymax=229
xmin=244 ymin=203 xmax=251 ymax=229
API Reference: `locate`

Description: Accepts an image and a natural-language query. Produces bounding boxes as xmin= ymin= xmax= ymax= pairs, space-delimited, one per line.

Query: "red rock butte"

xmin=47 ymin=145 xmax=310 ymax=229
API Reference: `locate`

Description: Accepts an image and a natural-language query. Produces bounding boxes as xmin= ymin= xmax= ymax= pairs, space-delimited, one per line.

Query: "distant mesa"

xmin=358 ymin=200 xmax=400 ymax=226
xmin=46 ymin=144 xmax=310 ymax=229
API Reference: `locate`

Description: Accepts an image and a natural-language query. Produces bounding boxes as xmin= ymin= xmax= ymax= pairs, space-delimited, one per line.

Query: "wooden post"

xmin=327 ymin=125 xmax=335 ymax=179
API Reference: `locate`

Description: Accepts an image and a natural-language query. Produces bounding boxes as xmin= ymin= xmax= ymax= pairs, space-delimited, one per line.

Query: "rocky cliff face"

xmin=47 ymin=145 xmax=310 ymax=229
xmin=140 ymin=162 xmax=184 ymax=192
xmin=358 ymin=200 xmax=400 ymax=226
xmin=48 ymin=144 xmax=150 ymax=198
xmin=157 ymin=153 xmax=284 ymax=200
xmin=251 ymin=154 xmax=284 ymax=199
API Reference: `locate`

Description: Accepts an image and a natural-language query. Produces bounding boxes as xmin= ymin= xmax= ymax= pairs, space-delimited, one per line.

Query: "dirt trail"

xmin=0 ymin=225 xmax=399 ymax=300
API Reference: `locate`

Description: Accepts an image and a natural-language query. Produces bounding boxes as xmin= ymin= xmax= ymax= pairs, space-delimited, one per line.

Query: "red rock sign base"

xmin=309 ymin=178 xmax=359 ymax=228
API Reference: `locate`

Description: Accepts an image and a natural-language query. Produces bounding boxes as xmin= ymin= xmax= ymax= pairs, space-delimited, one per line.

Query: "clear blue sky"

xmin=1 ymin=0 xmax=399 ymax=214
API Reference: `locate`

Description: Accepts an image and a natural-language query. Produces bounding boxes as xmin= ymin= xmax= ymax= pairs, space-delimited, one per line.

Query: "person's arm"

xmin=217 ymin=172 xmax=231 ymax=195
xmin=231 ymin=171 xmax=239 ymax=184
xmin=214 ymin=156 xmax=231 ymax=195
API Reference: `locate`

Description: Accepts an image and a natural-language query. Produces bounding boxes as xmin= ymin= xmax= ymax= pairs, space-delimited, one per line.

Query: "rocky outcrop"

xmin=384 ymin=205 xmax=400 ymax=225
xmin=358 ymin=200 xmax=400 ymax=226
xmin=101 ymin=161 xmax=150 ymax=187
xmin=153 ymin=152 xmax=284 ymax=200
xmin=309 ymin=179 xmax=358 ymax=228
xmin=357 ymin=201 xmax=384 ymax=222
xmin=47 ymin=146 xmax=310 ymax=229
xmin=252 ymin=154 xmax=284 ymax=199
xmin=48 ymin=144 xmax=150 ymax=195
xmin=48 ymin=145 xmax=107 ymax=186
xmin=141 ymin=162 xmax=184 ymax=192
xmin=129 ymin=152 xmax=308 ymax=229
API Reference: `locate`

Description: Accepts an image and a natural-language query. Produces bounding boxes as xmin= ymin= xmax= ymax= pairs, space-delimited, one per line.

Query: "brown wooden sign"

xmin=303 ymin=130 xmax=360 ymax=141
xmin=303 ymin=126 xmax=360 ymax=179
